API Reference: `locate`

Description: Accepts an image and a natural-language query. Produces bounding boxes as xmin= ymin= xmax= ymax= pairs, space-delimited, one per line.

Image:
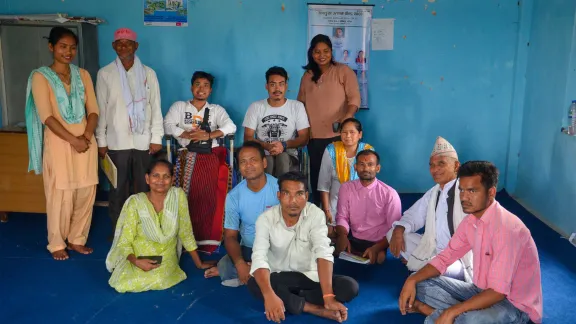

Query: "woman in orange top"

xmin=25 ymin=27 xmax=99 ymax=260
xmin=297 ymin=34 xmax=361 ymax=204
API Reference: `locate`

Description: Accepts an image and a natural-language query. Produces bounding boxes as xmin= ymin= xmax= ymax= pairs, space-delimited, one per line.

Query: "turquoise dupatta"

xmin=25 ymin=65 xmax=86 ymax=174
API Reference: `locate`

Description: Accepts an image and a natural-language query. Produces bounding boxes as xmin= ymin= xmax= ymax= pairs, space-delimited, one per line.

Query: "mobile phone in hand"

xmin=332 ymin=122 xmax=341 ymax=133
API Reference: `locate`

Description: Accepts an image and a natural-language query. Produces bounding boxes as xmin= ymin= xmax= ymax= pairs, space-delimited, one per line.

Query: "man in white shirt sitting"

xmin=248 ymin=171 xmax=358 ymax=323
xmin=386 ymin=137 xmax=473 ymax=281
xmin=164 ymin=71 xmax=236 ymax=148
xmin=95 ymin=28 xmax=164 ymax=234
xmin=243 ymin=67 xmax=310 ymax=178
xmin=163 ymin=71 xmax=237 ymax=254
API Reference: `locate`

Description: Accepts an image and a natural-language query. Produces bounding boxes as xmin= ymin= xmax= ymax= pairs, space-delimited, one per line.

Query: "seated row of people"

xmin=105 ymin=149 xmax=358 ymax=322
xmin=106 ymin=138 xmax=543 ymax=323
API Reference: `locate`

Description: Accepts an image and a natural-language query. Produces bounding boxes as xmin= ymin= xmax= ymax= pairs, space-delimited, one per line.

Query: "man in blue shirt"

xmin=204 ymin=141 xmax=279 ymax=287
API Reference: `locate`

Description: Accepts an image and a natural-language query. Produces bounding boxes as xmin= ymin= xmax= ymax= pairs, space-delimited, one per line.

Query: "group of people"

xmin=23 ymin=25 xmax=543 ymax=323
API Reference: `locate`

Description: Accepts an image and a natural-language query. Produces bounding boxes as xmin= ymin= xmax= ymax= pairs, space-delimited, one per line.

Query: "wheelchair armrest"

xmin=163 ymin=135 xmax=181 ymax=149
xmin=164 ymin=133 xmax=235 ymax=150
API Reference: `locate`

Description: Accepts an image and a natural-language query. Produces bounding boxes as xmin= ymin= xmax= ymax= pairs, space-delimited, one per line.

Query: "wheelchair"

xmin=165 ymin=133 xmax=310 ymax=199
xmin=165 ymin=133 xmax=240 ymax=187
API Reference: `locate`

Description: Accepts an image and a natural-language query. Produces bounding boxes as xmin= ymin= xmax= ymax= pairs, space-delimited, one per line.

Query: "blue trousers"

xmin=416 ymin=276 xmax=530 ymax=324
xmin=217 ymin=245 xmax=252 ymax=281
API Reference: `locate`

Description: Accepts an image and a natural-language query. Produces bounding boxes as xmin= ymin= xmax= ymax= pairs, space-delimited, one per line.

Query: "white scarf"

xmin=115 ymin=56 xmax=147 ymax=135
xmin=406 ymin=180 xmax=474 ymax=282
xmin=106 ymin=187 xmax=182 ymax=273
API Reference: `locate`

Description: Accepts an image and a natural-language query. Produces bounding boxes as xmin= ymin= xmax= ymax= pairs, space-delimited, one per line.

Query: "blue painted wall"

xmin=0 ymin=0 xmax=520 ymax=193
xmin=513 ymin=0 xmax=576 ymax=237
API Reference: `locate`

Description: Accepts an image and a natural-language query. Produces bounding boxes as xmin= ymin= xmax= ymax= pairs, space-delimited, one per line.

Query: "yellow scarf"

xmin=328 ymin=141 xmax=374 ymax=184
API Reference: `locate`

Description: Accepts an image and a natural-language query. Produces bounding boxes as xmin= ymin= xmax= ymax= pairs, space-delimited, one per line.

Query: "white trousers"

xmin=386 ymin=229 xmax=465 ymax=281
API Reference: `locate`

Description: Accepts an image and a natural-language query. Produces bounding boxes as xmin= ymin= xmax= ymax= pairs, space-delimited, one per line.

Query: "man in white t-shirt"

xmin=164 ymin=71 xmax=236 ymax=148
xmin=243 ymin=66 xmax=310 ymax=178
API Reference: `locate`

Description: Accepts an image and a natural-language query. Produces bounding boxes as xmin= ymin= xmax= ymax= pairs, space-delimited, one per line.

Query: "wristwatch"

xmin=281 ymin=141 xmax=287 ymax=151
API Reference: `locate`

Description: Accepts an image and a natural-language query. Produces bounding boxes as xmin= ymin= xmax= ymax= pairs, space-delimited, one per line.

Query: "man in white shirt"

xmin=243 ymin=66 xmax=310 ymax=178
xmin=386 ymin=137 xmax=473 ymax=281
xmin=95 ymin=28 xmax=164 ymax=234
xmin=164 ymin=71 xmax=236 ymax=148
xmin=248 ymin=171 xmax=358 ymax=323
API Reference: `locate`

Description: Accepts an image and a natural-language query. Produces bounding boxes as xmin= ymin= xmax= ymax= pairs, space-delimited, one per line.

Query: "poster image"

xmin=308 ymin=4 xmax=373 ymax=109
xmin=144 ymin=0 xmax=188 ymax=27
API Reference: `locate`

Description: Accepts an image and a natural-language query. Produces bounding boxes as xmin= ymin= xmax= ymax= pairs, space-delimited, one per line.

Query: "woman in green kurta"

xmin=106 ymin=159 xmax=215 ymax=293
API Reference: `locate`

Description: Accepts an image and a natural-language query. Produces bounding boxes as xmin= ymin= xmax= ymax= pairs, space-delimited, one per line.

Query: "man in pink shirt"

xmin=335 ymin=150 xmax=402 ymax=264
xmin=398 ymin=161 xmax=542 ymax=324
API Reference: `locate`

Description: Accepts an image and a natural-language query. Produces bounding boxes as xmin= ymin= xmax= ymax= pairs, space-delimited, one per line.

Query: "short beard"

xmin=467 ymin=196 xmax=492 ymax=215
xmin=359 ymin=175 xmax=375 ymax=181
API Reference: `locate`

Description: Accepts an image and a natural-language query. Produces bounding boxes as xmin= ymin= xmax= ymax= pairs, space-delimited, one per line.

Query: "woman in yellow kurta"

xmin=106 ymin=159 xmax=215 ymax=293
xmin=25 ymin=27 xmax=99 ymax=260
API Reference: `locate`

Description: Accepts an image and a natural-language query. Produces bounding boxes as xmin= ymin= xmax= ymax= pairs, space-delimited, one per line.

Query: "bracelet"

xmin=323 ymin=294 xmax=336 ymax=299
xmin=281 ymin=141 xmax=287 ymax=151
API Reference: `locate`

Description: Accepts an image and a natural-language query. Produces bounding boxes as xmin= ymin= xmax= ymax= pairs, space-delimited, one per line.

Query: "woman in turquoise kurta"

xmin=106 ymin=159 xmax=215 ymax=293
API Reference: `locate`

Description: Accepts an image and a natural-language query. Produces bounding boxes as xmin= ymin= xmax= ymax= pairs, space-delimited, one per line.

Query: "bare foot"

xmin=304 ymin=303 xmax=343 ymax=322
xmin=67 ymin=243 xmax=93 ymax=255
xmin=408 ymin=300 xmax=435 ymax=316
xmin=377 ymin=250 xmax=386 ymax=264
xmin=204 ymin=266 xmax=219 ymax=278
xmin=51 ymin=249 xmax=69 ymax=261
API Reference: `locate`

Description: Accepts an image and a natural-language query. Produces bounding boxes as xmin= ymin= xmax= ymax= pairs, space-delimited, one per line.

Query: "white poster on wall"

xmin=307 ymin=4 xmax=373 ymax=109
xmin=372 ymin=18 xmax=395 ymax=51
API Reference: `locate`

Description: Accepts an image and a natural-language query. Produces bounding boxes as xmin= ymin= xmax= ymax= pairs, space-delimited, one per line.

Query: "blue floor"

xmin=0 ymin=191 xmax=575 ymax=324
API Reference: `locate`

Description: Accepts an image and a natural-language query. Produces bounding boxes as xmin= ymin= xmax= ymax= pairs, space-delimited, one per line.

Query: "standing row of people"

xmin=26 ymin=25 xmax=358 ymax=260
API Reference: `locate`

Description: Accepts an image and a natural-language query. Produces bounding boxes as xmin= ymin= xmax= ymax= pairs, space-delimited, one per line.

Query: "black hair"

xmin=191 ymin=71 xmax=214 ymax=87
xmin=356 ymin=150 xmax=380 ymax=165
xmin=146 ymin=158 xmax=174 ymax=177
xmin=341 ymin=118 xmax=363 ymax=133
xmin=265 ymin=66 xmax=289 ymax=83
xmin=302 ymin=34 xmax=335 ymax=83
xmin=47 ymin=27 xmax=79 ymax=46
xmin=238 ymin=141 xmax=266 ymax=160
xmin=457 ymin=161 xmax=499 ymax=191
xmin=278 ymin=171 xmax=308 ymax=192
